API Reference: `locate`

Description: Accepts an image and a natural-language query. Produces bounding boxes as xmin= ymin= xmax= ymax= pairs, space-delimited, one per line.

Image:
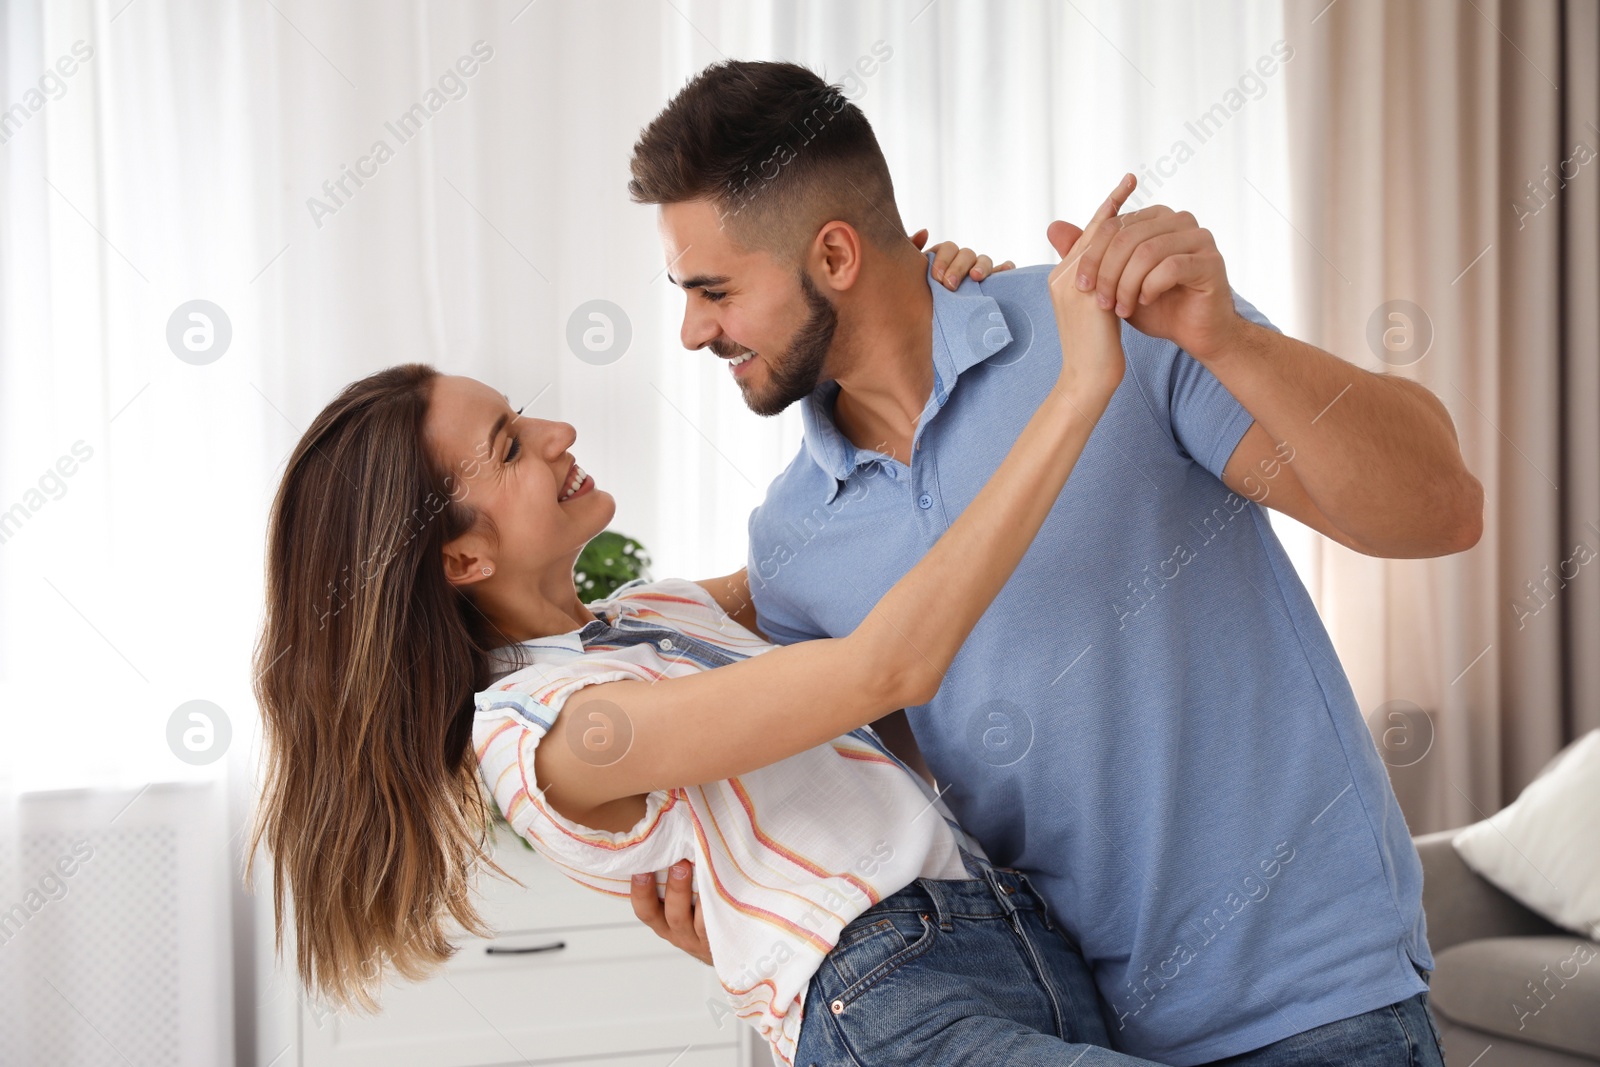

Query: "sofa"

xmin=1415 ymin=830 xmax=1600 ymax=1065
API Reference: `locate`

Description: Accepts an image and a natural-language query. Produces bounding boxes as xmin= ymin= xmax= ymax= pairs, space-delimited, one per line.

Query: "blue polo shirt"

xmin=744 ymin=264 xmax=1432 ymax=1064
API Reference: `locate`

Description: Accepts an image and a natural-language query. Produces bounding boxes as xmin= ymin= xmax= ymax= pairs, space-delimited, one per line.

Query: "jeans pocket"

xmin=833 ymin=916 xmax=901 ymax=954
xmin=829 ymin=911 xmax=937 ymax=1011
xmin=1387 ymin=992 xmax=1446 ymax=1066
xmin=1416 ymin=992 xmax=1445 ymax=1054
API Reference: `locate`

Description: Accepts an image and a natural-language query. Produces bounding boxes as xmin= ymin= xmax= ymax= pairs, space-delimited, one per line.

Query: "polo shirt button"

xmin=917 ymin=492 xmax=933 ymax=510
xmin=657 ymin=638 xmax=673 ymax=651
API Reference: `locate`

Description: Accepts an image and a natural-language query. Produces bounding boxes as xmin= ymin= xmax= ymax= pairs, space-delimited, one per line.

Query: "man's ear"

xmin=811 ymin=220 xmax=864 ymax=293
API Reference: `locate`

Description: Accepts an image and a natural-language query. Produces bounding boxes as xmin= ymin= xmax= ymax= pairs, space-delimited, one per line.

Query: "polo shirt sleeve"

xmin=474 ymin=667 xmax=690 ymax=879
xmin=745 ymin=501 xmax=830 ymax=647
xmin=1125 ymin=288 xmax=1282 ymax=480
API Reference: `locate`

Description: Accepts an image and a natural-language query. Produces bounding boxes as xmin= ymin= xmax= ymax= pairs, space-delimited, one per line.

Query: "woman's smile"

xmin=559 ymin=462 xmax=595 ymax=503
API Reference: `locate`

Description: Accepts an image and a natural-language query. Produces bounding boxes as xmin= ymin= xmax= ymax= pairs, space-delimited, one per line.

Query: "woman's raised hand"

xmin=1048 ymin=174 xmax=1137 ymax=402
xmin=910 ymin=228 xmax=1016 ymax=290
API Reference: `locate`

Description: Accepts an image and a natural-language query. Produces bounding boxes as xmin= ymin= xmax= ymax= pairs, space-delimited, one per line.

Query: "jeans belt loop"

xmin=924 ymin=877 xmax=955 ymax=931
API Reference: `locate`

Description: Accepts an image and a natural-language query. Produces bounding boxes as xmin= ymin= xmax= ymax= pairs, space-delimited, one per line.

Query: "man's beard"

xmin=717 ymin=271 xmax=837 ymax=418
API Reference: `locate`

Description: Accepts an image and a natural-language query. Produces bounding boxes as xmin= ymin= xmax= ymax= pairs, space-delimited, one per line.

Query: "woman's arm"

xmin=538 ymin=183 xmax=1132 ymax=824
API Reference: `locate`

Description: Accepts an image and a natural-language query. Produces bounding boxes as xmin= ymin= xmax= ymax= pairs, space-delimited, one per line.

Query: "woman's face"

xmin=424 ymin=374 xmax=614 ymax=586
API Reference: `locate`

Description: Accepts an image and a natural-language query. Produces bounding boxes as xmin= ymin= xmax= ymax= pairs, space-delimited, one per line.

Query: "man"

xmin=629 ymin=60 xmax=1478 ymax=1066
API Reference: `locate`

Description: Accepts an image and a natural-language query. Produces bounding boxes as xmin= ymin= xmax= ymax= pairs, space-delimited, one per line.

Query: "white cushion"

xmin=1452 ymin=729 xmax=1600 ymax=939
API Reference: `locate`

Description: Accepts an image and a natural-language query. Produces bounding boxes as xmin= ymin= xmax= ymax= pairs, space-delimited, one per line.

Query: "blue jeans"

xmin=1197 ymin=962 xmax=1447 ymax=1066
xmin=793 ymin=848 xmax=1165 ymax=1066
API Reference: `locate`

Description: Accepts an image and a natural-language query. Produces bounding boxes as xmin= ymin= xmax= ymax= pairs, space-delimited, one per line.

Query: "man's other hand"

xmin=631 ymin=860 xmax=712 ymax=966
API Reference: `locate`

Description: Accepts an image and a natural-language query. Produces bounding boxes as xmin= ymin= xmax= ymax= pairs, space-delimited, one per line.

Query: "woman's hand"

xmin=1048 ymin=174 xmax=1137 ymax=403
xmin=910 ymin=228 xmax=1015 ymax=290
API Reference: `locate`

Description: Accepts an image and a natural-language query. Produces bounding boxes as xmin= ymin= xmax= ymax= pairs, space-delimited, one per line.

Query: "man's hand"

xmin=631 ymin=860 xmax=712 ymax=966
xmin=1056 ymin=176 xmax=1482 ymax=557
xmin=1062 ymin=180 xmax=1243 ymax=363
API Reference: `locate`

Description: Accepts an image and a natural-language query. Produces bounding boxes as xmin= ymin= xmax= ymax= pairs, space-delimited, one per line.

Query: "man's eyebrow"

xmin=667 ymin=272 xmax=731 ymax=290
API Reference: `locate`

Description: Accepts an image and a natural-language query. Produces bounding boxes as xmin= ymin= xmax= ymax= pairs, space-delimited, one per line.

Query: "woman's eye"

xmin=505 ymin=435 xmax=521 ymax=463
xmin=701 ymin=290 xmax=726 ymax=303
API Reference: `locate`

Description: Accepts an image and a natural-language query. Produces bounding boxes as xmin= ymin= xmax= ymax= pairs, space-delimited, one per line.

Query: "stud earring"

xmin=481 ymin=567 xmax=492 ymax=576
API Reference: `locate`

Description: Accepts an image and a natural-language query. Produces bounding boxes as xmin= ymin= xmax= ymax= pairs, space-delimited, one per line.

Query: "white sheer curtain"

xmin=0 ymin=0 xmax=275 ymax=783
xmin=2 ymin=0 xmax=1297 ymax=786
xmin=2 ymin=0 xmax=272 ymax=1062
xmin=1 ymin=2 xmax=1294 ymax=1062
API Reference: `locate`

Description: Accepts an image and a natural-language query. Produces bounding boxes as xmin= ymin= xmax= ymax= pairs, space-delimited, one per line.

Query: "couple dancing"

xmin=251 ymin=61 xmax=1480 ymax=1066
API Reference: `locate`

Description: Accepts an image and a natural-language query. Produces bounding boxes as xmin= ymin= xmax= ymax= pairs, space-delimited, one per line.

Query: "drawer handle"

xmin=485 ymin=940 xmax=567 ymax=956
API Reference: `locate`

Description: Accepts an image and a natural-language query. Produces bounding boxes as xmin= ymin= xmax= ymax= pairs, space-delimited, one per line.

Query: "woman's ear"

xmin=440 ymin=533 xmax=493 ymax=589
xmin=811 ymin=220 xmax=864 ymax=293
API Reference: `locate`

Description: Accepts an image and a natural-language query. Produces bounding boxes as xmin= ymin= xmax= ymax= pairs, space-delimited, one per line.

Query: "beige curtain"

xmin=1282 ymin=0 xmax=1599 ymax=833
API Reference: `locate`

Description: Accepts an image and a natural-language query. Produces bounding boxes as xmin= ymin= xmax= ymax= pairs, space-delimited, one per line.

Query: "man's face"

xmin=658 ymin=200 xmax=837 ymax=417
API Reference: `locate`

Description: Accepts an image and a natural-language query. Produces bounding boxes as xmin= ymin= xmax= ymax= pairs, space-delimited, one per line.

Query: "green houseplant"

xmin=573 ymin=530 xmax=651 ymax=601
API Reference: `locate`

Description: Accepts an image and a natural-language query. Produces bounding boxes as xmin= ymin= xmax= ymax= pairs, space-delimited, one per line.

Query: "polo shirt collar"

xmin=798 ymin=380 xmax=855 ymax=498
xmin=798 ymin=263 xmax=1014 ymax=502
xmin=929 ymin=266 xmax=1016 ymax=379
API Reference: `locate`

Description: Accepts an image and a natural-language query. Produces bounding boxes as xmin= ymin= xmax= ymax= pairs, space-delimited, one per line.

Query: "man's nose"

xmin=680 ymin=301 xmax=717 ymax=352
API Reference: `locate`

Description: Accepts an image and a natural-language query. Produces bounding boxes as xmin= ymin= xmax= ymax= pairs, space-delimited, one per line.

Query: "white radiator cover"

xmin=0 ymin=781 xmax=234 ymax=1066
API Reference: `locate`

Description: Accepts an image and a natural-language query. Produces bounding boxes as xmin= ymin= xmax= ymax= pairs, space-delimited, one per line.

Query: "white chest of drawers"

xmin=298 ymin=826 xmax=753 ymax=1067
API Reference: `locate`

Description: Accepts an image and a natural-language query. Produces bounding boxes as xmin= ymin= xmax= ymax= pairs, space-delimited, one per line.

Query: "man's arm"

xmin=692 ymin=568 xmax=765 ymax=638
xmin=1064 ymin=191 xmax=1483 ymax=558
xmin=1210 ymin=323 xmax=1482 ymax=557
xmin=870 ymin=708 xmax=935 ymax=786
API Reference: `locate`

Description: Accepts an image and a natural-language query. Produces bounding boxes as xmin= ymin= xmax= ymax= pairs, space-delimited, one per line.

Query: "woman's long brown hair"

xmin=248 ymin=363 xmax=515 ymax=1012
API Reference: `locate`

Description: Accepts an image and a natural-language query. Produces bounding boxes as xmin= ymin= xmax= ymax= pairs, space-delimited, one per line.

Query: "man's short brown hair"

xmin=628 ymin=60 xmax=906 ymax=256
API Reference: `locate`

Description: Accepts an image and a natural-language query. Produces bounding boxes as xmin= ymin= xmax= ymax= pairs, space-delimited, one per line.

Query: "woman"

xmin=250 ymin=193 xmax=1162 ymax=1066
